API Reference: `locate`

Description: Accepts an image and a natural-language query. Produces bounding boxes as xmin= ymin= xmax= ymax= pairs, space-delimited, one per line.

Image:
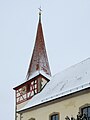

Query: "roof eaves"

xmin=17 ymin=84 xmax=90 ymax=113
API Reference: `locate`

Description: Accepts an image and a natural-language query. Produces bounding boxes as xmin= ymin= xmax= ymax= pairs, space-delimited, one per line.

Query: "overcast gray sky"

xmin=0 ymin=0 xmax=90 ymax=119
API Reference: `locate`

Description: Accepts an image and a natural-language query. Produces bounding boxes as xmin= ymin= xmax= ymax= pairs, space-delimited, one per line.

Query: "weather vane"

xmin=38 ymin=6 xmax=42 ymax=22
xmin=38 ymin=6 xmax=42 ymax=13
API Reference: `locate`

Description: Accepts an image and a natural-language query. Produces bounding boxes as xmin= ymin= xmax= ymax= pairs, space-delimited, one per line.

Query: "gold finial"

xmin=38 ymin=6 xmax=42 ymax=22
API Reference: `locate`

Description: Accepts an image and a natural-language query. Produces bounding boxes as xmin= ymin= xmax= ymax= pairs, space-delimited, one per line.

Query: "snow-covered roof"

xmin=18 ymin=58 xmax=90 ymax=112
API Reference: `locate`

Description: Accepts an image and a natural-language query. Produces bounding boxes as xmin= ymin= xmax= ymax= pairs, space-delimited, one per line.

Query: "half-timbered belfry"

xmin=13 ymin=11 xmax=51 ymax=119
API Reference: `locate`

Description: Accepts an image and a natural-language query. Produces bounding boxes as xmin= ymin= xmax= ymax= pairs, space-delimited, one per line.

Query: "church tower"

xmin=13 ymin=11 xmax=51 ymax=119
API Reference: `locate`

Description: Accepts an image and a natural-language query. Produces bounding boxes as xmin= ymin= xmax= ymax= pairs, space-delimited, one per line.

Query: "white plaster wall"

xmin=19 ymin=92 xmax=90 ymax=120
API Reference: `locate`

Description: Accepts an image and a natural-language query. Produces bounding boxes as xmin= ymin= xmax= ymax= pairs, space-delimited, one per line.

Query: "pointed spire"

xmin=26 ymin=12 xmax=51 ymax=80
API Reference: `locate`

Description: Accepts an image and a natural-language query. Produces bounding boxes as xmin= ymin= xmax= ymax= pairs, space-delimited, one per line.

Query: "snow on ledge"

xmin=27 ymin=70 xmax=51 ymax=80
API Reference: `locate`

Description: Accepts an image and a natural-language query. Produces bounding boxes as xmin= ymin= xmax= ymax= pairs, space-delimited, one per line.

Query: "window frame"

xmin=28 ymin=118 xmax=35 ymax=120
xmin=49 ymin=112 xmax=60 ymax=120
xmin=79 ymin=104 xmax=90 ymax=119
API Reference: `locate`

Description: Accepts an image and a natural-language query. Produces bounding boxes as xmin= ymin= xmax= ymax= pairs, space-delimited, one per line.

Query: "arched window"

xmin=49 ymin=112 xmax=59 ymax=120
xmin=28 ymin=118 xmax=35 ymax=120
xmin=81 ymin=107 xmax=90 ymax=119
xmin=79 ymin=104 xmax=90 ymax=119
